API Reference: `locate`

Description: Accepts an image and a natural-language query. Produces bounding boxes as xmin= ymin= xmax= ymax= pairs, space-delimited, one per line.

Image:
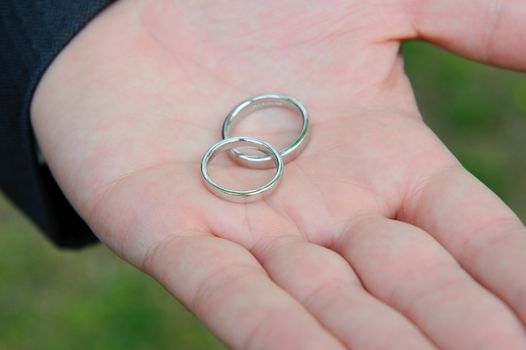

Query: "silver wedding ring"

xmin=222 ymin=93 xmax=310 ymax=169
xmin=201 ymin=137 xmax=284 ymax=203
xmin=201 ymin=93 xmax=309 ymax=202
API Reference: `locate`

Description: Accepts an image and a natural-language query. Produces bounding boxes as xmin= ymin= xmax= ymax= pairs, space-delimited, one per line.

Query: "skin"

xmin=30 ymin=0 xmax=526 ymax=349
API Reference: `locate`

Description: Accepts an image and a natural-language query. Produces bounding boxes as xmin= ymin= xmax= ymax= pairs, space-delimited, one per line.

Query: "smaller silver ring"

xmin=201 ymin=137 xmax=284 ymax=203
xmin=222 ymin=93 xmax=310 ymax=169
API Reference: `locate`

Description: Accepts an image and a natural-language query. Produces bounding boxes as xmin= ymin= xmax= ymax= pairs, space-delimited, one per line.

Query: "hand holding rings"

xmin=201 ymin=93 xmax=310 ymax=202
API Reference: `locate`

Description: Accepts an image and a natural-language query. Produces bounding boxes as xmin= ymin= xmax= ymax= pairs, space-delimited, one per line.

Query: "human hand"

xmin=31 ymin=1 xmax=526 ymax=349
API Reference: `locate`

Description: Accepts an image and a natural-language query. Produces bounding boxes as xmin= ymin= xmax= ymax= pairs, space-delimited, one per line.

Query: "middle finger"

xmin=250 ymin=234 xmax=435 ymax=349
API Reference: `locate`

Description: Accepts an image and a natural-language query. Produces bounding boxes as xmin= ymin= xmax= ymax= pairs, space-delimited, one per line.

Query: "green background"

xmin=1 ymin=41 xmax=525 ymax=349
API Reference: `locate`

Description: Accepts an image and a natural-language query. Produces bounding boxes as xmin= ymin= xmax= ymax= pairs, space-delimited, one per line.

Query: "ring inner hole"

xmin=207 ymin=146 xmax=277 ymax=191
xmin=229 ymin=105 xmax=301 ymax=156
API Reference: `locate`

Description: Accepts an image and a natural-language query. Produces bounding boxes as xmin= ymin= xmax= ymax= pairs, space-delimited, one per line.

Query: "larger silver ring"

xmin=222 ymin=93 xmax=310 ymax=169
xmin=201 ymin=137 xmax=284 ymax=203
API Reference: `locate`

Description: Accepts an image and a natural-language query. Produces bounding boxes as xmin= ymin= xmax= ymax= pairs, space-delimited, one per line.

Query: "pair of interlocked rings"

xmin=201 ymin=93 xmax=310 ymax=203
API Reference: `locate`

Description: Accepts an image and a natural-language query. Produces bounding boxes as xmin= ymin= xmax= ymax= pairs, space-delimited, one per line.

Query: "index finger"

xmin=401 ymin=166 xmax=526 ymax=326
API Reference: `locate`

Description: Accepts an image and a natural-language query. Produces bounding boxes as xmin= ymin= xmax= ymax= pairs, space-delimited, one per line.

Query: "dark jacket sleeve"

xmin=0 ymin=1 xmax=113 ymax=248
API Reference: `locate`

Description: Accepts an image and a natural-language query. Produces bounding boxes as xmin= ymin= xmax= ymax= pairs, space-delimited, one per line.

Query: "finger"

xmin=141 ymin=233 xmax=345 ymax=350
xmin=334 ymin=215 xmax=526 ymax=349
xmin=406 ymin=0 xmax=526 ymax=70
xmin=401 ymin=166 xmax=526 ymax=326
xmin=250 ymin=235 xmax=436 ymax=349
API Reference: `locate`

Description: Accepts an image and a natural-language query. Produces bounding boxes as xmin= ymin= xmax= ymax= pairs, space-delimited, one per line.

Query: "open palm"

xmin=32 ymin=1 xmax=526 ymax=349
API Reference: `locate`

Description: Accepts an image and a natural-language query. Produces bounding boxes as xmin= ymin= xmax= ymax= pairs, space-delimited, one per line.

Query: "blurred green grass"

xmin=0 ymin=195 xmax=226 ymax=350
xmin=404 ymin=41 xmax=526 ymax=217
xmin=0 ymin=41 xmax=525 ymax=349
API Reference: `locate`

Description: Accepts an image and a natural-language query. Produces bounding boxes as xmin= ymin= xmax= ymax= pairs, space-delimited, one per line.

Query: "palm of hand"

xmin=85 ymin=1 xmax=444 ymax=245
xmin=32 ymin=1 xmax=526 ymax=349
